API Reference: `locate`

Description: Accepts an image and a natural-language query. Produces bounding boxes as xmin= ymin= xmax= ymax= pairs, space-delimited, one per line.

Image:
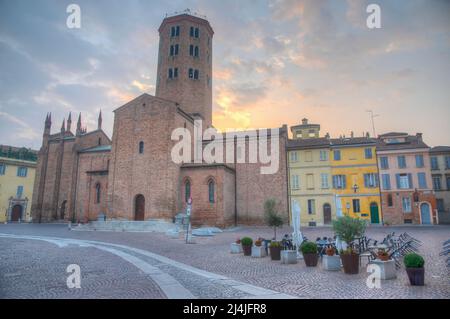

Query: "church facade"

xmin=31 ymin=13 xmax=289 ymax=227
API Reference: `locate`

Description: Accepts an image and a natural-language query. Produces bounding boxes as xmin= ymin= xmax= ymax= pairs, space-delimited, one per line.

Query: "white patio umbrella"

xmin=291 ymin=199 xmax=304 ymax=259
xmin=334 ymin=195 xmax=347 ymax=251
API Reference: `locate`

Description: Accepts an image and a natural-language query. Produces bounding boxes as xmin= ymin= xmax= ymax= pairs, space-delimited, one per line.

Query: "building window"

xmin=415 ymin=155 xmax=424 ymax=168
xmin=364 ymin=173 xmax=378 ymax=188
xmin=190 ymin=27 xmax=199 ymax=38
xmin=305 ymin=151 xmax=313 ymax=162
xmin=307 ymin=199 xmax=315 ymax=215
xmin=387 ymin=194 xmax=393 ymax=207
xmin=417 ymin=172 xmax=427 ymax=189
xmin=290 ymin=152 xmax=298 ymax=162
xmin=17 ymin=167 xmax=27 ymax=177
xmin=381 ymin=174 xmax=391 ymax=190
xmin=0 ymin=163 xmax=5 ymax=175
xmin=352 ymin=199 xmax=361 ymax=213
xmin=188 ymin=68 xmax=194 ymax=79
xmin=139 ymin=141 xmax=144 ymax=154
xmin=189 ymin=45 xmax=194 ymax=56
xmin=168 ymin=68 xmax=173 ymax=79
xmin=430 ymin=156 xmax=439 ymax=170
xmin=171 ymin=26 xmax=180 ymax=37
xmin=95 ymin=183 xmax=101 ymax=204
xmin=333 ymin=150 xmax=341 ymax=161
xmin=446 ymin=176 xmax=450 ymax=190
xmin=402 ymin=197 xmax=412 ymax=213
xmin=380 ymin=157 xmax=389 ymax=169
xmin=208 ymin=180 xmax=215 ymax=203
xmin=397 ymin=155 xmax=406 ymax=168
xmin=321 ymin=173 xmax=329 ymax=188
xmin=396 ymin=173 xmax=412 ymax=189
xmin=432 ymin=175 xmax=442 ymax=190
xmin=319 ymin=150 xmax=328 ymax=161
xmin=16 ymin=185 xmax=23 ymax=198
xmin=194 ymin=46 xmax=199 ymax=57
xmin=185 ymin=180 xmax=191 ymax=203
xmin=168 ymin=68 xmax=178 ymax=79
xmin=170 ymin=44 xmax=179 ymax=56
xmin=332 ymin=175 xmax=346 ymax=189
xmin=446 ymin=156 xmax=450 ymax=169
xmin=194 ymin=69 xmax=199 ymax=79
xmin=306 ymin=174 xmax=314 ymax=189
xmin=291 ymin=175 xmax=300 ymax=189
xmin=364 ymin=148 xmax=372 ymax=159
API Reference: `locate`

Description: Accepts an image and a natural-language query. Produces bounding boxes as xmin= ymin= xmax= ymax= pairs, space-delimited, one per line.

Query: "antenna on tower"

xmin=366 ymin=110 xmax=380 ymax=137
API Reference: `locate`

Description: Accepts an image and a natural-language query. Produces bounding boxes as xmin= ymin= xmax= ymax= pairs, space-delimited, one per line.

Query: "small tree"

xmin=264 ymin=198 xmax=283 ymax=240
xmin=332 ymin=216 xmax=366 ymax=253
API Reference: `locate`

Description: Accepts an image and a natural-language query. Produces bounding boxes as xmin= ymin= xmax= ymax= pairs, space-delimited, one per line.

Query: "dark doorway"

xmin=370 ymin=202 xmax=380 ymax=224
xmin=323 ymin=203 xmax=332 ymax=224
xmin=60 ymin=200 xmax=67 ymax=220
xmin=11 ymin=204 xmax=23 ymax=222
xmin=134 ymin=194 xmax=145 ymax=221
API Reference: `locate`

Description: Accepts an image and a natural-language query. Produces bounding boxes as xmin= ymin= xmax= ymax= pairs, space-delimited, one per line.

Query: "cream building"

xmin=0 ymin=147 xmax=37 ymax=222
xmin=287 ymin=119 xmax=335 ymax=226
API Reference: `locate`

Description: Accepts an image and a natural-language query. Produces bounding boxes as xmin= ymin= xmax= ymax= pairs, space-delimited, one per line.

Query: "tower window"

xmin=208 ymin=180 xmax=215 ymax=203
xmin=194 ymin=69 xmax=199 ymax=80
xmin=189 ymin=45 xmax=193 ymax=56
xmin=188 ymin=68 xmax=194 ymax=79
xmin=190 ymin=27 xmax=199 ymax=38
xmin=168 ymin=68 xmax=173 ymax=79
xmin=174 ymin=68 xmax=178 ymax=78
xmin=170 ymin=44 xmax=179 ymax=56
xmin=171 ymin=26 xmax=180 ymax=37
xmin=139 ymin=141 xmax=144 ymax=154
xmin=194 ymin=46 xmax=199 ymax=57
xmin=194 ymin=28 xmax=199 ymax=38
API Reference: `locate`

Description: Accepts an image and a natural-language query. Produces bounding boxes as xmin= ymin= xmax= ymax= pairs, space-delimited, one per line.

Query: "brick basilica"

xmin=31 ymin=13 xmax=289 ymax=227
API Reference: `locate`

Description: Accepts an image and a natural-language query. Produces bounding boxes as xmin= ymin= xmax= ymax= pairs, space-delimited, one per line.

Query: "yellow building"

xmin=288 ymin=119 xmax=336 ymax=226
xmin=330 ymin=137 xmax=382 ymax=224
xmin=0 ymin=146 xmax=37 ymax=222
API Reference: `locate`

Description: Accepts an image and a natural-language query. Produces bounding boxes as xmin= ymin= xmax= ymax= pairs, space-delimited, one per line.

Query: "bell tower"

xmin=155 ymin=11 xmax=214 ymax=128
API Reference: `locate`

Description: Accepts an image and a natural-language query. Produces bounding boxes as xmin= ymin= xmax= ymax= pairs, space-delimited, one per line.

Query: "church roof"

xmin=430 ymin=146 xmax=450 ymax=153
xmin=79 ymin=145 xmax=111 ymax=153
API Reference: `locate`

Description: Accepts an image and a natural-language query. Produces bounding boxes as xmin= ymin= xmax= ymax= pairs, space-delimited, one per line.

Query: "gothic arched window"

xmin=208 ymin=180 xmax=215 ymax=203
xmin=95 ymin=183 xmax=101 ymax=204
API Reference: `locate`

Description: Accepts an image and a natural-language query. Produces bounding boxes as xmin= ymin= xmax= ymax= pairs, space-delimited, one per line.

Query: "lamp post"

xmin=352 ymin=184 xmax=359 ymax=193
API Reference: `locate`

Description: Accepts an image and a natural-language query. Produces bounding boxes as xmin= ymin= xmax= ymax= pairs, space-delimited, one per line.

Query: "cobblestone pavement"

xmin=0 ymin=223 xmax=449 ymax=298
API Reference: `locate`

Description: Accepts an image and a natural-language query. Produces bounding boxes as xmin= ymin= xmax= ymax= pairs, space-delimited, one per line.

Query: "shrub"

xmin=236 ymin=238 xmax=241 ymax=244
xmin=264 ymin=198 xmax=284 ymax=240
xmin=404 ymin=253 xmax=425 ymax=268
xmin=300 ymin=242 xmax=318 ymax=254
xmin=332 ymin=216 xmax=367 ymax=248
xmin=254 ymin=239 xmax=262 ymax=247
xmin=241 ymin=237 xmax=253 ymax=246
xmin=269 ymin=241 xmax=281 ymax=248
xmin=326 ymin=246 xmax=335 ymax=256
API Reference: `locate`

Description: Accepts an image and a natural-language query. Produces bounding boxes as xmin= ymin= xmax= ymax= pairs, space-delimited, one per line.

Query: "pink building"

xmin=376 ymin=132 xmax=437 ymax=225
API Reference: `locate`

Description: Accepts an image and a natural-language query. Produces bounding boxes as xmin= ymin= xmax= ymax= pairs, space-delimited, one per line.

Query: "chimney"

xmin=301 ymin=118 xmax=308 ymax=125
xmin=416 ymin=133 xmax=423 ymax=142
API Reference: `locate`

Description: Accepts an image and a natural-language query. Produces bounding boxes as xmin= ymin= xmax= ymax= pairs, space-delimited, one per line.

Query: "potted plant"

xmin=230 ymin=238 xmax=243 ymax=254
xmin=264 ymin=199 xmax=284 ymax=240
xmin=332 ymin=216 xmax=366 ymax=274
xmin=300 ymin=242 xmax=319 ymax=267
xmin=322 ymin=245 xmax=341 ymax=271
xmin=269 ymin=241 xmax=282 ymax=260
xmin=241 ymin=237 xmax=253 ymax=256
xmin=251 ymin=238 xmax=267 ymax=258
xmin=404 ymin=253 xmax=425 ymax=286
xmin=377 ymin=248 xmax=389 ymax=261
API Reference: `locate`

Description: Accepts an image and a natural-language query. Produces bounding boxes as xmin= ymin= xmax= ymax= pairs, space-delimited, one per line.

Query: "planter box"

xmin=281 ymin=250 xmax=297 ymax=264
xmin=406 ymin=267 xmax=424 ymax=286
xmin=371 ymin=259 xmax=397 ymax=280
xmin=322 ymin=255 xmax=341 ymax=271
xmin=269 ymin=246 xmax=281 ymax=260
xmin=251 ymin=246 xmax=267 ymax=258
xmin=341 ymin=253 xmax=359 ymax=274
xmin=230 ymin=243 xmax=243 ymax=254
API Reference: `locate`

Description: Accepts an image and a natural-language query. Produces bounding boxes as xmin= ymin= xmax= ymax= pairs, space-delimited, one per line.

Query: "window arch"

xmin=208 ymin=180 xmax=215 ymax=203
xmin=95 ymin=183 xmax=101 ymax=204
xmin=185 ymin=180 xmax=191 ymax=203
xmin=139 ymin=141 xmax=144 ymax=154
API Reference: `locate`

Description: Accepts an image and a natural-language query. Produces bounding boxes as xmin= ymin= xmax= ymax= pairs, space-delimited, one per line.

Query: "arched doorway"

xmin=370 ymin=202 xmax=380 ymax=224
xmin=60 ymin=200 xmax=67 ymax=220
xmin=420 ymin=203 xmax=431 ymax=224
xmin=323 ymin=203 xmax=332 ymax=225
xmin=11 ymin=204 xmax=23 ymax=222
xmin=134 ymin=194 xmax=145 ymax=221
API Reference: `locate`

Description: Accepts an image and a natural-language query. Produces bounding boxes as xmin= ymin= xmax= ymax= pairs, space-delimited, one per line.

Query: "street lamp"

xmin=352 ymin=184 xmax=359 ymax=193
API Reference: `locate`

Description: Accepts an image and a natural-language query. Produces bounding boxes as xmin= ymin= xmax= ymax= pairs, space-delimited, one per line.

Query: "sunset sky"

xmin=1 ymin=0 xmax=449 ymax=149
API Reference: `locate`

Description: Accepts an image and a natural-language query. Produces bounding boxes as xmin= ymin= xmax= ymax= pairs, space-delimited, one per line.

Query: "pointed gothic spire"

xmin=76 ymin=113 xmax=82 ymax=135
xmin=98 ymin=109 xmax=102 ymax=130
xmin=67 ymin=112 xmax=72 ymax=132
xmin=61 ymin=118 xmax=66 ymax=133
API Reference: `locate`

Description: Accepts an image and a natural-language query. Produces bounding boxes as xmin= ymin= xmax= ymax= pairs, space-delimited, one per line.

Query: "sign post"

xmin=185 ymin=197 xmax=192 ymax=244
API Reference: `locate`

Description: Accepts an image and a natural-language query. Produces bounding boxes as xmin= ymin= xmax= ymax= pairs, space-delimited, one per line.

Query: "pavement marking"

xmin=0 ymin=233 xmax=297 ymax=299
